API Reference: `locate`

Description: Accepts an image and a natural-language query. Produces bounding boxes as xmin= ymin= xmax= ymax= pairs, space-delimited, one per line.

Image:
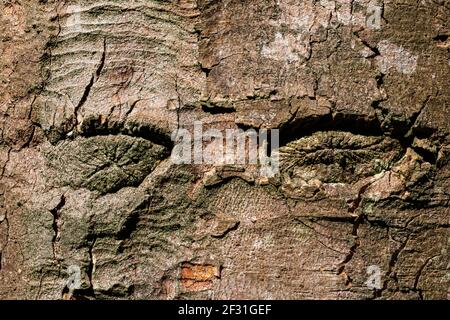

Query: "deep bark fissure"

xmin=336 ymin=214 xmax=366 ymax=287
xmin=73 ymin=38 xmax=107 ymax=131
xmin=50 ymin=194 xmax=66 ymax=263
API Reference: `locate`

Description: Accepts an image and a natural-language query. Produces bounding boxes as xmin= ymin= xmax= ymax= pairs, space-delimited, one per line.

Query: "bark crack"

xmin=1 ymin=147 xmax=12 ymax=177
xmin=50 ymin=194 xmax=66 ymax=263
xmin=124 ymin=99 xmax=141 ymax=120
xmin=294 ymin=218 xmax=348 ymax=255
xmin=73 ymin=38 xmax=107 ymax=131
xmin=373 ymin=233 xmax=411 ymax=298
xmin=413 ymin=255 xmax=439 ymax=300
xmin=336 ymin=214 xmax=365 ymax=288
xmin=87 ymin=237 xmax=96 ymax=291
xmin=174 ymin=75 xmax=182 ymax=136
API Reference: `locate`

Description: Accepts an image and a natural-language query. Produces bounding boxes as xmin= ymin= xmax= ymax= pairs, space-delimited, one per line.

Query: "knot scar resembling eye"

xmin=44 ymin=119 xmax=172 ymax=194
xmin=278 ymin=131 xmax=404 ymax=184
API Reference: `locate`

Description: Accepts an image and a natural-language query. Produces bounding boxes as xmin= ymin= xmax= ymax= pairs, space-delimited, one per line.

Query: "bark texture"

xmin=0 ymin=0 xmax=449 ymax=299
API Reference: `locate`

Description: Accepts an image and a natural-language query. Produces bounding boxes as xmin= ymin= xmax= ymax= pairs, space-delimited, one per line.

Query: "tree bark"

xmin=0 ymin=0 xmax=449 ymax=299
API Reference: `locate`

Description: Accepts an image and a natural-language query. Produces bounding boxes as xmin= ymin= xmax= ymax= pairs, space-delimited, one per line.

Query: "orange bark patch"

xmin=180 ymin=263 xmax=220 ymax=292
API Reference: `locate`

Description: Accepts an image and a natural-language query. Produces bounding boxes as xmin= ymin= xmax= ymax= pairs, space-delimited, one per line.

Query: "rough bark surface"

xmin=0 ymin=0 xmax=449 ymax=300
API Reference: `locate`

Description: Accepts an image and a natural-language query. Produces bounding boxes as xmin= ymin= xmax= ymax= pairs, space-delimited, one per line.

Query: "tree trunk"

xmin=0 ymin=0 xmax=449 ymax=299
